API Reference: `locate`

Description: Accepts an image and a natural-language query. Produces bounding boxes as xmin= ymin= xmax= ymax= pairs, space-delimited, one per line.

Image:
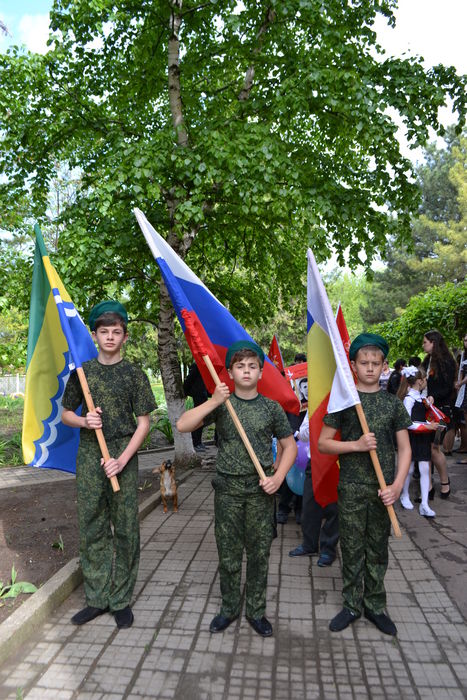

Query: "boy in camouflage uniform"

xmin=176 ymin=341 xmax=297 ymax=637
xmin=62 ymin=300 xmax=156 ymax=629
xmin=318 ymin=333 xmax=411 ymax=636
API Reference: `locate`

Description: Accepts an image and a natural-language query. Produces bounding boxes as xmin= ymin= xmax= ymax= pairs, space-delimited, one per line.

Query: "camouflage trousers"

xmin=76 ymin=438 xmax=140 ymax=612
xmin=213 ymin=472 xmax=275 ymax=619
xmin=338 ymin=482 xmax=390 ymax=616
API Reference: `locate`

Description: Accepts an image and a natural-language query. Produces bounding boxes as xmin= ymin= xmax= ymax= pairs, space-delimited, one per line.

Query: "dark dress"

xmin=408 ymin=399 xmax=432 ymax=462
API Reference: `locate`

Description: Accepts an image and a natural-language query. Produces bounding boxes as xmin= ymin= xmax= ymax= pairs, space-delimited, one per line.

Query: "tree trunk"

xmin=157 ymin=277 xmax=196 ymax=464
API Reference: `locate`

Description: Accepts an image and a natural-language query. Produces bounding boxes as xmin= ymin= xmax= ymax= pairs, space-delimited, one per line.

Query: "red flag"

xmin=336 ymin=303 xmax=351 ymax=363
xmin=268 ymin=335 xmax=285 ymax=374
xmin=284 ymin=361 xmax=308 ymax=381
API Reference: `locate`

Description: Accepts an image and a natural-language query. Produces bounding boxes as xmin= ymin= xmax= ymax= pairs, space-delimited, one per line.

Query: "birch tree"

xmin=1 ymin=0 xmax=465 ymax=461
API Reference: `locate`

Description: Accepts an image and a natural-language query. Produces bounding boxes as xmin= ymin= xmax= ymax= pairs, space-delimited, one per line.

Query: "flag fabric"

xmin=134 ymin=208 xmax=300 ymax=414
xmin=268 ymin=335 xmax=285 ymax=374
xmin=22 ymin=225 xmax=97 ymax=473
xmin=284 ymin=362 xmax=307 ymax=381
xmin=307 ymin=249 xmax=360 ymax=506
xmin=336 ymin=303 xmax=351 ymax=363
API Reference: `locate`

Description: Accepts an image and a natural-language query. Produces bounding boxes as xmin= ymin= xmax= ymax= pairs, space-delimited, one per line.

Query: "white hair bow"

xmin=401 ymin=366 xmax=419 ymax=378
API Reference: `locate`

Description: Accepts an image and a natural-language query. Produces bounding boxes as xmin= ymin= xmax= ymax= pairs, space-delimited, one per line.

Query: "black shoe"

xmin=440 ymin=479 xmax=451 ymax=499
xmin=364 ymin=609 xmax=397 ymax=636
xmin=317 ymin=553 xmax=335 ymax=567
xmin=209 ymin=614 xmax=237 ymax=633
xmin=329 ymin=608 xmax=360 ymax=632
xmin=288 ymin=544 xmax=317 ymax=557
xmin=276 ymin=511 xmax=288 ymax=524
xmin=114 ymin=606 xmax=134 ymax=629
xmin=246 ymin=616 xmax=273 ymax=637
xmin=71 ymin=606 xmax=108 ymax=626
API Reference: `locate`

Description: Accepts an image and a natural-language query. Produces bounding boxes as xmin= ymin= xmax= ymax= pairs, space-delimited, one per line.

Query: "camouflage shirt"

xmin=205 ymin=393 xmax=292 ymax=477
xmin=323 ymin=390 xmax=411 ymax=486
xmin=62 ymin=358 xmax=156 ymax=443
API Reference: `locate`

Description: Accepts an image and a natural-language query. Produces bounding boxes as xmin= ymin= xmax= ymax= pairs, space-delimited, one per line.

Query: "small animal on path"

xmin=152 ymin=460 xmax=178 ymax=513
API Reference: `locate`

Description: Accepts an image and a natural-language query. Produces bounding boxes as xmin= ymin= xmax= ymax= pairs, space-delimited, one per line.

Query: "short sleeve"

xmin=62 ymin=371 xmax=83 ymax=411
xmin=393 ymin=397 xmax=412 ymax=432
xmin=323 ymin=411 xmax=342 ymax=430
xmin=131 ymin=368 xmax=157 ymax=416
xmin=272 ymin=401 xmax=293 ymax=440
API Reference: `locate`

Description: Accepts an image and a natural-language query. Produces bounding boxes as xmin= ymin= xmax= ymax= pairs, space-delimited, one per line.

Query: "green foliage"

xmin=361 ymin=132 xmax=467 ymax=325
xmin=1 ymin=0 xmax=466 ymax=327
xmin=52 ymin=534 xmax=65 ymax=552
xmin=373 ymin=282 xmax=467 ymax=359
xmin=154 ymin=408 xmax=174 ymax=445
xmin=0 ymin=396 xmax=24 ymax=467
xmin=324 ymin=271 xmax=373 ymax=340
xmin=0 ymin=565 xmax=37 ymax=600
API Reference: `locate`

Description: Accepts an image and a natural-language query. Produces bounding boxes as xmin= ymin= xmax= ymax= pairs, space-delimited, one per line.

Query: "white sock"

xmin=419 ymin=461 xmax=430 ymax=507
xmin=401 ymin=463 xmax=414 ymax=501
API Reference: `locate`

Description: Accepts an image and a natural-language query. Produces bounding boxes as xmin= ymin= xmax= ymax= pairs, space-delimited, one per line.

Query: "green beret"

xmin=349 ymin=333 xmax=389 ymax=361
xmin=225 ymin=340 xmax=265 ymax=368
xmin=88 ymin=300 xmax=128 ymax=331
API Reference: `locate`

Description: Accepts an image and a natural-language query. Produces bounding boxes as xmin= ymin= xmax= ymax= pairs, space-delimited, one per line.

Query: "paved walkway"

xmin=0 ymin=462 xmax=466 ymax=699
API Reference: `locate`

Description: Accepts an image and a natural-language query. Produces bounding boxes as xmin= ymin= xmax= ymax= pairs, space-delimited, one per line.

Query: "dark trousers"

xmin=302 ymin=462 xmax=339 ymax=556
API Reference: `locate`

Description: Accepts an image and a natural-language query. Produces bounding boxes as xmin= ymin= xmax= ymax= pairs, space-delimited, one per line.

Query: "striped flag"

xmin=134 ymin=208 xmax=300 ymax=414
xmin=307 ymin=249 xmax=360 ymax=506
xmin=22 ymin=225 xmax=97 ymax=473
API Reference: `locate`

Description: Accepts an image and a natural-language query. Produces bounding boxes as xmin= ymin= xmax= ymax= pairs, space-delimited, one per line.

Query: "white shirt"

xmin=298 ymin=410 xmax=310 ymax=458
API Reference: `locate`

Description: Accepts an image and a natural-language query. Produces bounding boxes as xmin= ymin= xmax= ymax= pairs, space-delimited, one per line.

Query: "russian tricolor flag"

xmin=134 ymin=208 xmax=300 ymax=414
xmin=307 ymin=249 xmax=360 ymax=506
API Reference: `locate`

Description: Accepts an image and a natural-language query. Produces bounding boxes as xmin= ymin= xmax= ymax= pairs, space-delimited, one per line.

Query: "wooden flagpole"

xmin=201 ymin=355 xmax=267 ymax=481
xmin=76 ymin=367 xmax=120 ymax=493
xmin=355 ymin=404 xmax=401 ymax=538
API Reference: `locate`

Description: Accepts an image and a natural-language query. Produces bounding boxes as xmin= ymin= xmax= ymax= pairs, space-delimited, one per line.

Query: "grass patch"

xmin=0 ymin=396 xmax=23 ymax=467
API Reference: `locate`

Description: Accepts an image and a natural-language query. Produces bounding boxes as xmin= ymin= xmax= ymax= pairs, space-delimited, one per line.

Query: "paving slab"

xmin=0 ymin=462 xmax=466 ymax=700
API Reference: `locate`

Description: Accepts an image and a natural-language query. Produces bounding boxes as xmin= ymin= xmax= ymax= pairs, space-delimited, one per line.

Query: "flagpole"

xmin=75 ymin=368 xmax=120 ymax=493
xmin=355 ymin=404 xmax=401 ymax=538
xmin=201 ymin=355 xmax=267 ymax=481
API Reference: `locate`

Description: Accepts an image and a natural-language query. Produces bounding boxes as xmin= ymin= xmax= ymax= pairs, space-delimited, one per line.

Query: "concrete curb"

xmin=0 ymin=467 xmax=196 ymax=667
xmin=0 ymin=558 xmax=82 ymax=666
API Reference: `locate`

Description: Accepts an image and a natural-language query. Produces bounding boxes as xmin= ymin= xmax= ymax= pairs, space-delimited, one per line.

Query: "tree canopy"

xmin=1 ymin=1 xmax=466 ymax=454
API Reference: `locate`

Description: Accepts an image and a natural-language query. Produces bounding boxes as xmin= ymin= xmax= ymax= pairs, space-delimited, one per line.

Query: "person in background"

xmin=289 ymin=410 xmax=339 ymax=566
xmin=422 ymin=330 xmax=456 ymax=497
xmin=387 ymin=358 xmax=406 ymax=395
xmin=397 ymin=366 xmax=438 ymax=518
xmin=183 ymin=362 xmax=209 ymax=452
xmin=379 ymin=359 xmax=392 ymax=391
xmin=454 ymin=332 xmax=467 ymax=462
xmin=277 ymin=352 xmax=307 ymax=524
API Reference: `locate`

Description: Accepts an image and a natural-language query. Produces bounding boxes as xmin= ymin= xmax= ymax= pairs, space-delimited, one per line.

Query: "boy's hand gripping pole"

xmin=76 ymin=367 xmax=120 ymax=493
xmin=201 ymin=355 xmax=267 ymax=481
xmin=355 ymin=404 xmax=401 ymax=538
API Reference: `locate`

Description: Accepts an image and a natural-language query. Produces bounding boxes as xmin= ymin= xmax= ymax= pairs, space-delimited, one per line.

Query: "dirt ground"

xmin=0 ymin=468 xmax=166 ymax=626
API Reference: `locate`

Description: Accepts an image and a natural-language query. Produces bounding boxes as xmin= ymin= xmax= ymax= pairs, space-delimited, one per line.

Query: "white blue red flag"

xmin=134 ymin=208 xmax=300 ymax=414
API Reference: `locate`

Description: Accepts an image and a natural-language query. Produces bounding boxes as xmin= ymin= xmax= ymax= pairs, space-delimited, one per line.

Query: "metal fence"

xmin=0 ymin=374 xmax=26 ymax=396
